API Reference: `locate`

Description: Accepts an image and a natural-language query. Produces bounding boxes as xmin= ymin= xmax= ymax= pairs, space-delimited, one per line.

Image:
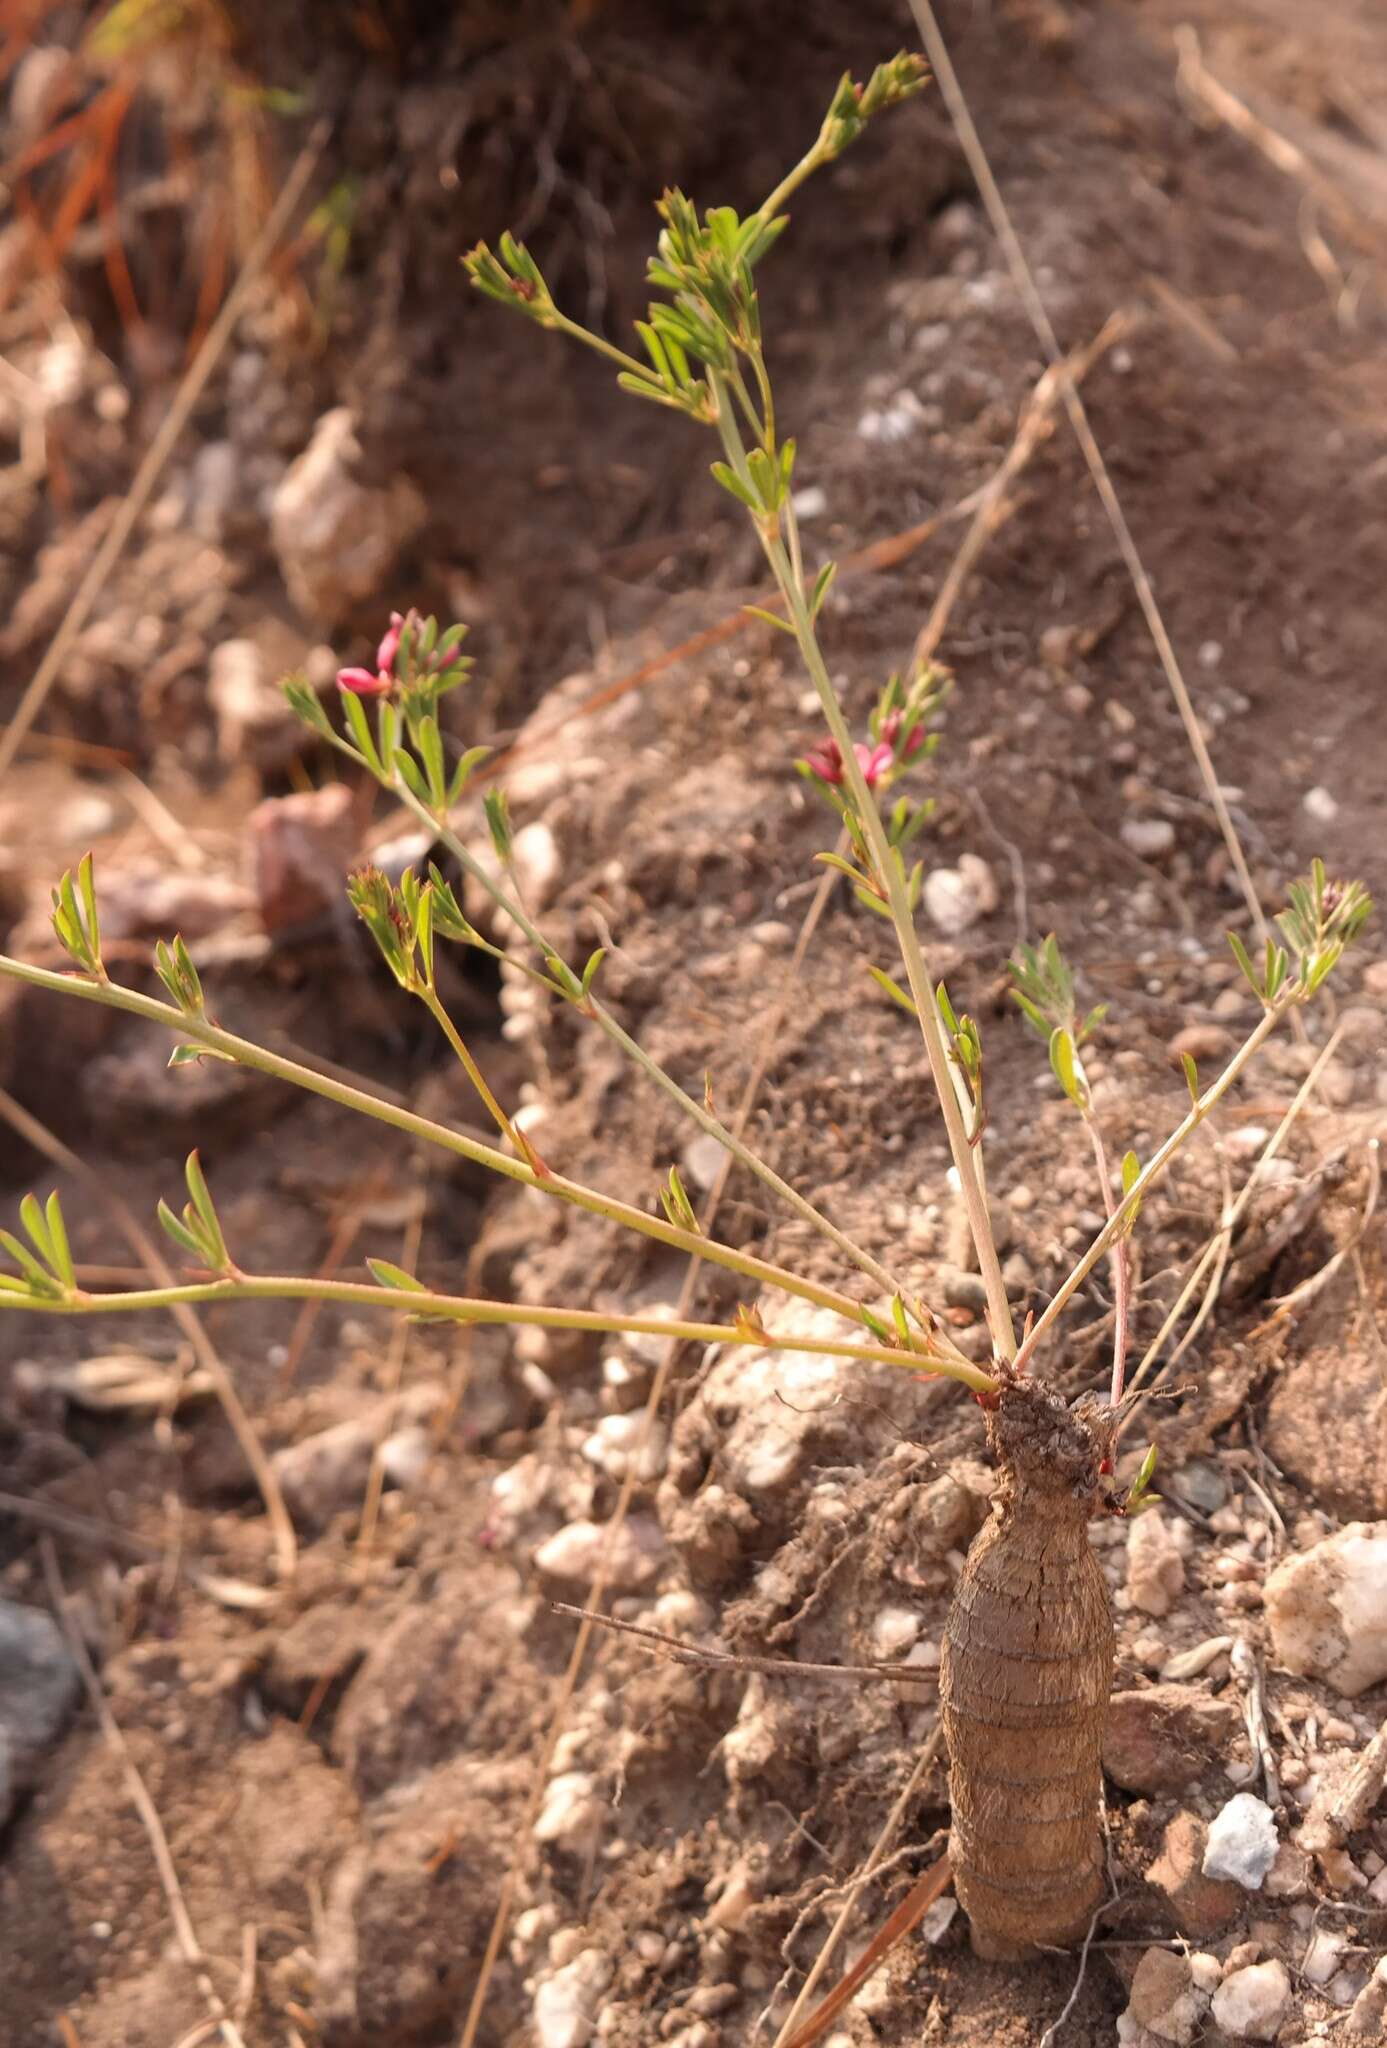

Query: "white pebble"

xmin=1302 ymin=785 xmax=1339 ymax=824
xmin=1211 ymin=1960 xmax=1290 ymax=2041
xmin=1121 ymin=817 xmax=1177 ymax=860
xmin=533 ymin=1948 xmax=613 ymax=2048
xmin=1203 ymin=1793 xmax=1278 ymax=1890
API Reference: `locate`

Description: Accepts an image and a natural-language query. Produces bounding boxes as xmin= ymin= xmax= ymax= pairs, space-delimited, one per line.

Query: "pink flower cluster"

xmin=336 ymin=612 xmax=406 ymax=696
xmin=803 ymin=711 xmax=927 ymax=790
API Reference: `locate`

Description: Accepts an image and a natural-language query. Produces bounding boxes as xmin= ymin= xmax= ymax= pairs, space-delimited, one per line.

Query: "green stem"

xmin=1017 ymin=1000 xmax=1286 ymax=1369
xmin=709 ymin=372 xmax=1016 ymax=1361
xmin=550 ymin=311 xmax=652 ymax=383
xmin=394 ymin=787 xmax=911 ymax=1306
xmin=0 ymin=1271 xmax=998 ymax=1394
xmin=758 ymin=142 xmax=831 ymax=224
xmin=419 ymin=985 xmax=517 ymax=1145
xmin=0 ymin=952 xmax=867 ymax=1327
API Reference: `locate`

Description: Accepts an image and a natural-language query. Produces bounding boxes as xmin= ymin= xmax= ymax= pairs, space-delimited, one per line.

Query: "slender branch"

xmin=0 ymin=1272 xmax=999 ymax=1393
xmin=392 ymin=786 xmax=912 ymax=1306
xmin=549 ymin=310 xmax=651 ymax=381
xmin=759 ymin=139 xmax=833 ymax=224
xmin=0 ymin=951 xmax=878 ymax=1328
xmin=419 ymin=984 xmax=518 ymax=1145
xmin=1082 ymin=1114 xmax=1130 ymax=1407
xmin=1018 ymin=1001 xmax=1285 ymax=1367
xmin=708 ymin=375 xmax=1013 ymax=1358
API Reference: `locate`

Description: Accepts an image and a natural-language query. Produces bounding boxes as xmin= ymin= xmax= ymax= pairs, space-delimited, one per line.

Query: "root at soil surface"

xmin=940 ymin=1379 xmax=1116 ymax=1960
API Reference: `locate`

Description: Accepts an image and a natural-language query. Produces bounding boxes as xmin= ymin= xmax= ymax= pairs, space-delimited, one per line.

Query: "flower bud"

xmin=375 ymin=610 xmax=406 ymax=676
xmin=336 ymin=665 xmax=390 ymax=695
xmin=804 ymin=736 xmax=844 ymax=785
xmin=856 ymin=740 xmax=894 ymax=787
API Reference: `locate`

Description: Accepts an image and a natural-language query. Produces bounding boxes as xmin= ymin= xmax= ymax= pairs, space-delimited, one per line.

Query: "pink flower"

xmin=856 ymin=740 xmax=894 ymax=786
xmin=336 ymin=665 xmax=391 ymax=695
xmin=376 ymin=610 xmax=406 ymax=676
xmin=804 ymin=734 xmax=896 ymax=789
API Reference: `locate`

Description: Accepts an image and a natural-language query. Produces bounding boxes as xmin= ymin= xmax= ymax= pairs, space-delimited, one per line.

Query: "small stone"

xmin=0 ymin=1599 xmax=81 ymax=1826
xmin=534 ymin=1772 xmax=605 ymax=1851
xmin=1127 ymin=1945 xmax=1207 ymax=2046
xmin=270 ymin=407 xmax=426 ymax=626
xmin=1121 ymin=817 xmax=1176 ymax=860
xmin=533 ymin=1516 xmax=669 ymax=1594
xmin=1263 ymin=1842 xmax=1310 ymax=1898
xmin=1361 ymin=959 xmax=1387 ymax=997
xmin=1127 ymin=1509 xmax=1187 ymax=1618
xmin=209 ymin=638 xmax=302 ymax=770
xmin=1211 ymin=1960 xmax=1290 ymax=2041
xmin=272 ymin=1417 xmax=376 ymax=1525
xmin=251 ymin=784 xmax=357 ymax=937
xmin=1039 ymin=623 xmax=1079 ymax=669
xmin=1168 ymin=1461 xmax=1228 ymax=1514
xmin=512 ymin=822 xmax=562 ymax=908
xmin=870 ymin=1606 xmax=922 ymax=1659
xmin=378 ymin=1425 xmax=431 ymax=1489
xmin=680 ymin=1133 xmax=727 ymax=1192
xmin=1303 ymin=785 xmax=1339 ymax=823
xmin=1203 ymin=1794 xmax=1278 ymax=1890
xmin=534 ymin=1948 xmax=612 ymax=2048
xmin=1104 ymin=1684 xmax=1241 ymax=1795
xmin=1301 ymin=1925 xmax=1347 ymax=1987
xmin=922 ymin=854 xmax=998 ymax=935
xmin=918 ymin=1896 xmax=957 ymax=1945
xmin=1168 ymin=1023 xmax=1235 ymax=1066
xmin=705 ymin=1861 xmax=756 ymax=1931
xmin=791 ymin=485 xmax=827 ymax=520
xmin=940 ymin=1266 xmax=988 ymax=1314
xmin=1263 ymin=1521 xmax=1387 ymax=1696
xmin=1147 ymin=1811 xmax=1243 ymax=1938
xmin=1001 ymin=1251 xmax=1033 ymax=1298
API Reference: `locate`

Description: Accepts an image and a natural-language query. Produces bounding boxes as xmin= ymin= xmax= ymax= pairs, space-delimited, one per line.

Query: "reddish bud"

xmin=375 ymin=610 xmax=406 ymax=676
xmin=880 ymin=710 xmax=928 ymax=761
xmin=336 ymin=665 xmax=390 ymax=695
xmin=804 ymin=736 xmax=845 ymax=785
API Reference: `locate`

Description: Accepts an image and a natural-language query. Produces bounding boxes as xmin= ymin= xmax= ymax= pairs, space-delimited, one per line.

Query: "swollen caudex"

xmin=940 ymin=1377 xmax=1118 ymax=1960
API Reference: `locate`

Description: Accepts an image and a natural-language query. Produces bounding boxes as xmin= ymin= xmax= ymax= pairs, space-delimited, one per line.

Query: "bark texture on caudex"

xmin=940 ymin=1376 xmax=1116 ymax=1959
